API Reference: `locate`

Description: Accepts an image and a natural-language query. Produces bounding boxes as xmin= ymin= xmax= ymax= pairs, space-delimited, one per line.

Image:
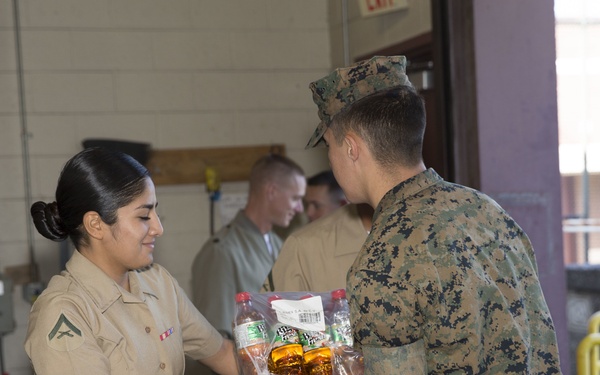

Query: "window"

xmin=556 ymin=0 xmax=600 ymax=263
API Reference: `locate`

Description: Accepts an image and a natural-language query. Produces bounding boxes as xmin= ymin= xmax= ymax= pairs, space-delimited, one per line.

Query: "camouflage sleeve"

xmin=349 ymin=238 xmax=432 ymax=349
xmin=362 ymin=339 xmax=426 ymax=373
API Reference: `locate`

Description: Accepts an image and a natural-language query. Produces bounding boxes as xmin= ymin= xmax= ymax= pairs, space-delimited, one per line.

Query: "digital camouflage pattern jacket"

xmin=347 ymin=169 xmax=561 ymax=374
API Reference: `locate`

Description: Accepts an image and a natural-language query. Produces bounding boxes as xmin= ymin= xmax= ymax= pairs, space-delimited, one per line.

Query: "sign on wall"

xmin=358 ymin=0 xmax=409 ymax=18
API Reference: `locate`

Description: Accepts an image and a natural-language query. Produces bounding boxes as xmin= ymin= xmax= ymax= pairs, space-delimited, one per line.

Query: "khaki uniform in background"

xmin=348 ymin=169 xmax=561 ymax=373
xmin=25 ymin=250 xmax=223 ymax=375
xmin=265 ymin=204 xmax=367 ymax=293
xmin=189 ymin=210 xmax=283 ymax=375
xmin=192 ymin=210 xmax=282 ymax=337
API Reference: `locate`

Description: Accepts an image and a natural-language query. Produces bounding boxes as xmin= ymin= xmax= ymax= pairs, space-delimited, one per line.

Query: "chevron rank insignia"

xmin=47 ymin=313 xmax=84 ymax=351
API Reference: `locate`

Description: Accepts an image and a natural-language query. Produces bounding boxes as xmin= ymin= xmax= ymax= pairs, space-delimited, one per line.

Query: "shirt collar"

xmin=66 ymin=251 xmax=157 ymax=312
xmin=373 ymin=168 xmax=443 ymax=222
xmin=235 ymin=210 xmax=268 ymax=235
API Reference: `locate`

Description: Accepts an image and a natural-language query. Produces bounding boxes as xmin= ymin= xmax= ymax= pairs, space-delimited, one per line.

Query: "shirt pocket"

xmin=96 ymin=327 xmax=133 ymax=373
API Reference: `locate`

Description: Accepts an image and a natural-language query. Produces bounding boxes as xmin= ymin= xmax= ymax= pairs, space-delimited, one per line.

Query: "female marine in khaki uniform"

xmin=25 ymin=148 xmax=238 ymax=375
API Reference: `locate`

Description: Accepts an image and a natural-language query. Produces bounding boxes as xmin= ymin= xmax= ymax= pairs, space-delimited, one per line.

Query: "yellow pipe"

xmin=578 ymin=333 xmax=600 ymax=375
xmin=589 ymin=312 xmax=600 ymax=374
xmin=589 ymin=311 xmax=600 ymax=334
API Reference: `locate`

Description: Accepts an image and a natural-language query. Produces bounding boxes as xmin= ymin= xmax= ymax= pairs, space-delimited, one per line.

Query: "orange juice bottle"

xmin=267 ymin=295 xmax=304 ymax=375
xmin=298 ymin=295 xmax=332 ymax=375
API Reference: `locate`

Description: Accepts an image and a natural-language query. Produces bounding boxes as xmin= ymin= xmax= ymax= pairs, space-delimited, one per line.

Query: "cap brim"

xmin=304 ymin=121 xmax=328 ymax=149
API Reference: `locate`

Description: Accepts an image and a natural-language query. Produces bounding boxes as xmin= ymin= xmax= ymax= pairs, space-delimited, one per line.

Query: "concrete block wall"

xmin=0 ymin=1 xmax=330 ymax=373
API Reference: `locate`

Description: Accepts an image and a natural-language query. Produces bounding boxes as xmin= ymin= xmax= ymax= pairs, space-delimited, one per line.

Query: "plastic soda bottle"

xmin=329 ymin=289 xmax=364 ymax=375
xmin=298 ymin=295 xmax=332 ymax=375
xmin=267 ymin=295 xmax=304 ymax=375
xmin=329 ymin=289 xmax=353 ymax=347
xmin=233 ymin=292 xmax=269 ymax=375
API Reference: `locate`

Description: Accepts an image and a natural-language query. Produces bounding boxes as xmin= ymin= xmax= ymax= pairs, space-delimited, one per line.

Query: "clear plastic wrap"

xmin=232 ymin=291 xmax=364 ymax=375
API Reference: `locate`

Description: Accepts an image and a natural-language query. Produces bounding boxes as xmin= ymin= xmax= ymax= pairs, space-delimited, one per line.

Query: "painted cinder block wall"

xmin=0 ymin=1 xmax=331 ymax=374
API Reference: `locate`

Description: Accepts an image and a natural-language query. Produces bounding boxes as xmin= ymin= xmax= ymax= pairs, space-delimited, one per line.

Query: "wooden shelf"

xmin=145 ymin=144 xmax=285 ymax=185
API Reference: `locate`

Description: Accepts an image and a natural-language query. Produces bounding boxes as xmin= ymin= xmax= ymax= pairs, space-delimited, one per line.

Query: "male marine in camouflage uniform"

xmin=305 ymin=56 xmax=561 ymax=374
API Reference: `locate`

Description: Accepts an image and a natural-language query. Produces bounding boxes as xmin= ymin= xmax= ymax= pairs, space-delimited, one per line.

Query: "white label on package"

xmin=271 ymin=296 xmax=325 ymax=332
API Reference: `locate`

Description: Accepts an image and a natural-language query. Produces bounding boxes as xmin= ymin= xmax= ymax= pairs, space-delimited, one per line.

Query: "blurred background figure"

xmin=189 ymin=154 xmax=305 ymax=375
xmin=192 ymin=154 xmax=305 ymax=336
xmin=263 ymin=171 xmax=372 ymax=293
xmin=264 ymin=203 xmax=373 ymax=293
xmin=303 ymin=170 xmax=347 ymax=222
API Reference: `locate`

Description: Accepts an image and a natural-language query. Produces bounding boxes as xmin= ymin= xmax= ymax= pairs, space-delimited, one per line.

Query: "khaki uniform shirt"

xmin=191 ymin=210 xmax=282 ymax=338
xmin=266 ymin=204 xmax=367 ymax=293
xmin=348 ymin=169 xmax=561 ymax=374
xmin=25 ymin=251 xmax=223 ymax=375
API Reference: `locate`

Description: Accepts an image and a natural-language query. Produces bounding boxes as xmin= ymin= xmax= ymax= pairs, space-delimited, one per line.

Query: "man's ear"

xmin=344 ymin=134 xmax=359 ymax=162
xmin=83 ymin=211 xmax=104 ymax=240
xmin=265 ymin=181 xmax=278 ymax=201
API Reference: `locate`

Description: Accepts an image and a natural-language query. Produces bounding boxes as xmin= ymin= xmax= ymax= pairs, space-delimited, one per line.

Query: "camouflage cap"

xmin=305 ymin=55 xmax=412 ymax=149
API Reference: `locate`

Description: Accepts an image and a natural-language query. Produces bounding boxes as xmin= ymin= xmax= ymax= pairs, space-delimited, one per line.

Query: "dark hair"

xmin=307 ymin=170 xmax=338 ymax=188
xmin=330 ymin=85 xmax=426 ymax=168
xmin=307 ymin=170 xmax=343 ymax=196
xmin=30 ymin=147 xmax=150 ymax=249
xmin=249 ymin=154 xmax=304 ymax=192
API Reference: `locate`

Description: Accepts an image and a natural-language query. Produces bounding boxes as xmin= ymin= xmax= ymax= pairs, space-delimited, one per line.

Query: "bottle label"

xmin=330 ymin=322 xmax=353 ymax=345
xmin=299 ymin=329 xmax=330 ymax=351
xmin=270 ymin=296 xmax=326 ymax=332
xmin=272 ymin=323 xmax=300 ymax=348
xmin=234 ymin=320 xmax=267 ymax=349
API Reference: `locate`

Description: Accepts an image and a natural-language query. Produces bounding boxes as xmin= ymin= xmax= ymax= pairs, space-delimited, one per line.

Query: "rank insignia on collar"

xmin=47 ymin=312 xmax=85 ymax=351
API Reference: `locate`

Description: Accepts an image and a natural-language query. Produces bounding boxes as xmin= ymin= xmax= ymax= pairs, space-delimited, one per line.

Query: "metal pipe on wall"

xmin=342 ymin=0 xmax=350 ymax=66
xmin=13 ymin=0 xmax=39 ymax=282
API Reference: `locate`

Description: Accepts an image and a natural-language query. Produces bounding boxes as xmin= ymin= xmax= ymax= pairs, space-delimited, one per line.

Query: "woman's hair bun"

xmin=31 ymin=201 xmax=68 ymax=241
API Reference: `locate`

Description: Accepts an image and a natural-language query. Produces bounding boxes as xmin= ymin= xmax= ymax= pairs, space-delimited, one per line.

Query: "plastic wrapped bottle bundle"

xmin=232 ymin=291 xmax=363 ymax=375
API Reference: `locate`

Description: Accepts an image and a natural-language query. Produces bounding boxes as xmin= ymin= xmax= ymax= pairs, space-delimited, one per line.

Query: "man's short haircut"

xmin=307 ymin=170 xmax=344 ymax=200
xmin=331 ymin=85 xmax=426 ymax=168
xmin=249 ymin=154 xmax=304 ymax=192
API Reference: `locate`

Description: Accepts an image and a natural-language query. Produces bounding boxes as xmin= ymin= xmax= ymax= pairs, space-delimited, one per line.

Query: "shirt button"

xmin=160 ymin=363 xmax=166 ymax=370
xmin=145 ymin=327 xmax=151 ymax=333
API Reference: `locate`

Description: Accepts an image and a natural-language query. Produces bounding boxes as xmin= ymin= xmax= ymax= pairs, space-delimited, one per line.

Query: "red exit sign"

xmin=358 ymin=0 xmax=409 ymax=18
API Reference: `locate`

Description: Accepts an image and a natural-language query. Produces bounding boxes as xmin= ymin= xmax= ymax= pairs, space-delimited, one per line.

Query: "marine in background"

xmin=303 ymin=170 xmax=347 ymax=222
xmin=191 ymin=154 xmax=305 ymax=339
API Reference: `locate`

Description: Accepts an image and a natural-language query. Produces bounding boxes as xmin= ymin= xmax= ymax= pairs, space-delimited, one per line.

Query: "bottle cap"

xmin=331 ymin=289 xmax=346 ymax=299
xmin=235 ymin=291 xmax=251 ymax=303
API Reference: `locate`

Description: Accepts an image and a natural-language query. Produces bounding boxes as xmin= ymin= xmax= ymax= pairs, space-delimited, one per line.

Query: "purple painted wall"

xmin=472 ymin=1 xmax=569 ymax=371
